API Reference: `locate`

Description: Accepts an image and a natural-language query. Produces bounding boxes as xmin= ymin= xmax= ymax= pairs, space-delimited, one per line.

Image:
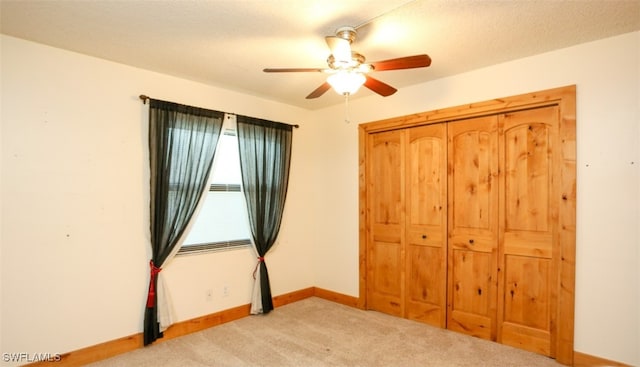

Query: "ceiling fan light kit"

xmin=327 ymin=70 xmax=366 ymax=95
xmin=263 ymin=24 xmax=432 ymax=100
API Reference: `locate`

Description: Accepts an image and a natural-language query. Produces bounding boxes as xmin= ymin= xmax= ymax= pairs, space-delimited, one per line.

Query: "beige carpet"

xmin=88 ymin=297 xmax=562 ymax=367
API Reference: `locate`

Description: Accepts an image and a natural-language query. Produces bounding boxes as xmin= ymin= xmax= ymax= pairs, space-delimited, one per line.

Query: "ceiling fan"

xmin=263 ymin=26 xmax=432 ymax=99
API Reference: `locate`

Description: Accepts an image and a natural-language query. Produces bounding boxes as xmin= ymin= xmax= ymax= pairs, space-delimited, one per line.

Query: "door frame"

xmin=358 ymin=85 xmax=576 ymax=365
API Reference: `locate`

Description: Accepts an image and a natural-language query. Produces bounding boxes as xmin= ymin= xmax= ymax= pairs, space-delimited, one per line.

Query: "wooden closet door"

xmin=405 ymin=124 xmax=447 ymax=327
xmin=497 ymin=106 xmax=560 ymax=357
xmin=447 ymin=116 xmax=499 ymax=340
xmin=366 ymin=129 xmax=404 ymax=316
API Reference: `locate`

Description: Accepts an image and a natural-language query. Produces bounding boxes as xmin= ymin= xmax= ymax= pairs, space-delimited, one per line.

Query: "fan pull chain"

xmin=344 ymin=93 xmax=351 ymax=124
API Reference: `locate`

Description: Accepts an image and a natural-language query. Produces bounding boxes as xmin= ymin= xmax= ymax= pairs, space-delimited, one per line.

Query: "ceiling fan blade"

xmin=325 ymin=36 xmax=352 ymax=63
xmin=364 ymin=76 xmax=397 ymax=97
xmin=370 ymin=54 xmax=432 ymax=71
xmin=306 ymin=82 xmax=331 ymax=99
xmin=263 ymin=68 xmax=325 ymax=73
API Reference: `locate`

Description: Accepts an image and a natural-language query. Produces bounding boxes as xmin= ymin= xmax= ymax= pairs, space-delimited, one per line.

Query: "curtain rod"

xmin=139 ymin=95 xmax=299 ymax=129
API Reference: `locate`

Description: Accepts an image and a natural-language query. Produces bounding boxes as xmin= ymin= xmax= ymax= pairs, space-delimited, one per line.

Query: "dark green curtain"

xmin=144 ymin=99 xmax=223 ymax=345
xmin=236 ymin=116 xmax=292 ymax=314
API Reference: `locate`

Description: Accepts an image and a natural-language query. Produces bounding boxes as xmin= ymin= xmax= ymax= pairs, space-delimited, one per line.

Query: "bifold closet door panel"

xmin=366 ymin=129 xmax=404 ymax=316
xmin=447 ymin=116 xmax=499 ymax=341
xmin=405 ymin=124 xmax=447 ymax=327
xmin=497 ymin=106 xmax=560 ymax=357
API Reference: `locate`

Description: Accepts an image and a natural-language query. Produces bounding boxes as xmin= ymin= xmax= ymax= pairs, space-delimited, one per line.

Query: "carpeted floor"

xmin=88 ymin=297 xmax=563 ymax=366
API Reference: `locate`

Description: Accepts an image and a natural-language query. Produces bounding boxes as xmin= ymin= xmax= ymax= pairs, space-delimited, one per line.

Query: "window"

xmin=179 ymin=116 xmax=252 ymax=255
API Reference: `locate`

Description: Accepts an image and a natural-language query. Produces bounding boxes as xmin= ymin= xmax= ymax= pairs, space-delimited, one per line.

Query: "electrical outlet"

xmin=205 ymin=289 xmax=213 ymax=302
xmin=222 ymin=285 xmax=230 ymax=297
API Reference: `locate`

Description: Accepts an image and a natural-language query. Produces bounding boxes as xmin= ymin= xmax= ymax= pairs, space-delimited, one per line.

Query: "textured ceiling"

xmin=2 ymin=0 xmax=639 ymax=110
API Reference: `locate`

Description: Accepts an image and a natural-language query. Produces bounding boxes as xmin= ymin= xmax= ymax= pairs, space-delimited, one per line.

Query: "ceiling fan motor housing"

xmin=327 ymin=52 xmax=366 ymax=70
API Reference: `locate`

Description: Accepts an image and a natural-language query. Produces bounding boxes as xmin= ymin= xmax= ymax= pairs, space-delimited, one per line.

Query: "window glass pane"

xmin=180 ymin=118 xmax=251 ymax=251
xmin=210 ymin=133 xmax=241 ymax=184
xmin=182 ymin=191 xmax=250 ymax=244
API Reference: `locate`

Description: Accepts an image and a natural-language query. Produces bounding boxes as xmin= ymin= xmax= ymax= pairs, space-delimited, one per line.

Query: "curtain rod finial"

xmin=139 ymin=95 xmax=149 ymax=104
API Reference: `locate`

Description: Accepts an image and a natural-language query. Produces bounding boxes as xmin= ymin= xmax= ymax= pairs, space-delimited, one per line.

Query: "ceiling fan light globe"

xmin=327 ymin=71 xmax=366 ymax=95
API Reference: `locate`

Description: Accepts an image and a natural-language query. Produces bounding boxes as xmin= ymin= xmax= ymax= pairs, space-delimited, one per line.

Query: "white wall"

xmin=312 ymin=32 xmax=640 ymax=365
xmin=0 ymin=35 xmax=4 ymax=359
xmin=1 ymin=31 xmax=639 ymax=366
xmin=0 ymin=35 xmax=318 ymax=365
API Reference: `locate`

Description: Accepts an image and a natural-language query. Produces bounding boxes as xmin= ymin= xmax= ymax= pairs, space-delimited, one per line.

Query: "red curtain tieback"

xmin=253 ymin=257 xmax=265 ymax=279
xmin=146 ymin=260 xmax=162 ymax=308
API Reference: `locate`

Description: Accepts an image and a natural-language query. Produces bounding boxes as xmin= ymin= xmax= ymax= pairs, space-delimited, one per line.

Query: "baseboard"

xmin=22 ymin=287 xmax=348 ymax=367
xmin=313 ymin=286 xmax=359 ymax=308
xmin=22 ymin=288 xmax=632 ymax=367
xmin=573 ymin=351 xmax=632 ymax=367
xmin=275 ymin=286 xmax=315 ymax=306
